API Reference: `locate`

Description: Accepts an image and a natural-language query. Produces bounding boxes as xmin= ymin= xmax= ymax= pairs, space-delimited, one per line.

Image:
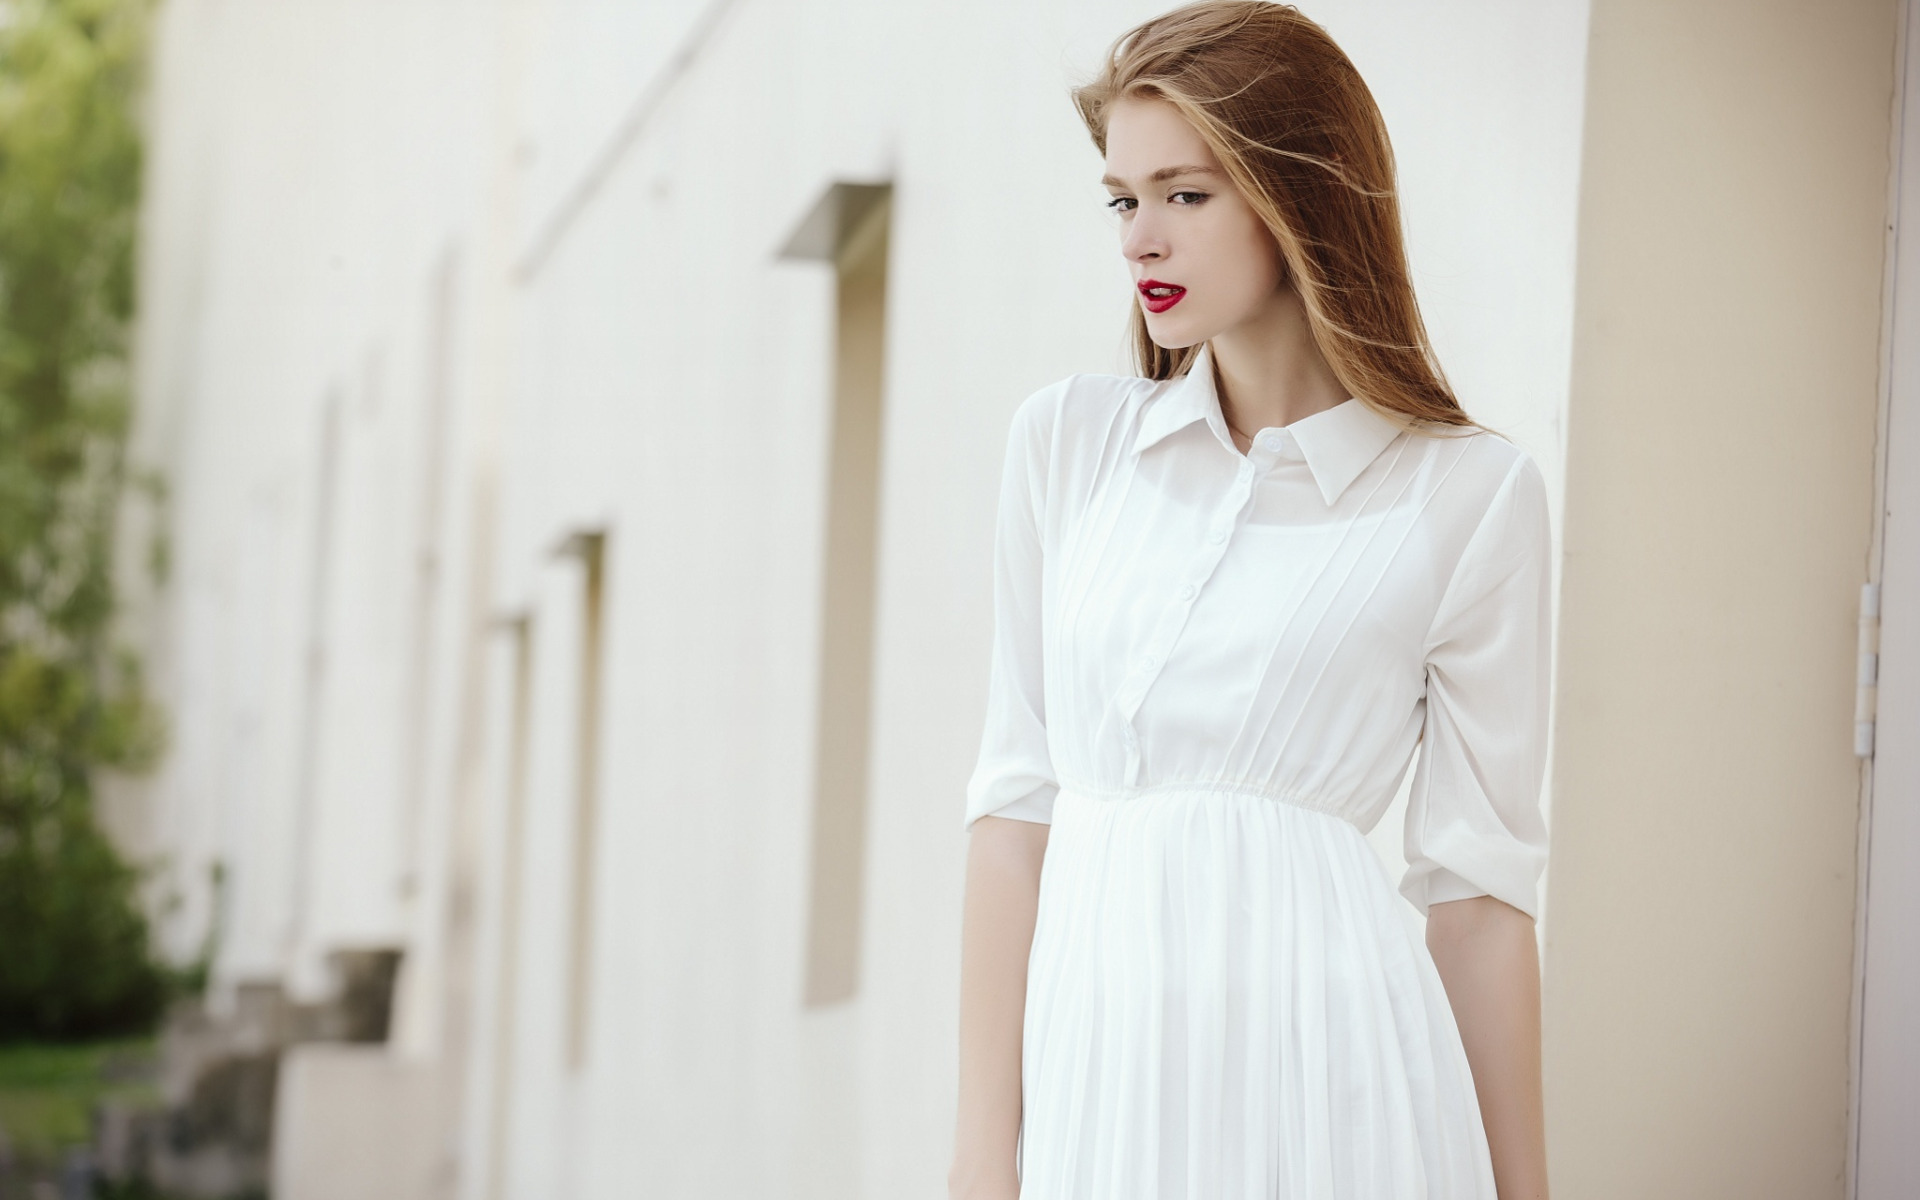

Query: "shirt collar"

xmin=1131 ymin=340 xmax=1406 ymax=506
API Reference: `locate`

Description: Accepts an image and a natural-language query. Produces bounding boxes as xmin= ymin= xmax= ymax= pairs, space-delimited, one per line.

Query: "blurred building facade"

xmin=114 ymin=0 xmax=1915 ymax=1197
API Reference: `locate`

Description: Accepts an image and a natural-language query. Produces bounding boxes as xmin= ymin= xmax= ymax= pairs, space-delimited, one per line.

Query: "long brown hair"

xmin=1073 ymin=1 xmax=1474 ymax=432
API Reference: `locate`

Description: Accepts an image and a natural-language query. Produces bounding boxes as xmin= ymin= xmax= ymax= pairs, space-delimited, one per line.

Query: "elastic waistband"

xmin=1054 ymin=778 xmax=1354 ymax=821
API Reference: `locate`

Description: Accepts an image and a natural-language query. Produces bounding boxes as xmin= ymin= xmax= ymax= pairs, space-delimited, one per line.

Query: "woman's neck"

xmin=1206 ymin=282 xmax=1350 ymax=445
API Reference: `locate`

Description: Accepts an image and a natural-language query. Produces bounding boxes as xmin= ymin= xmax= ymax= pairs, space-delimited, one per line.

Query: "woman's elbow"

xmin=967 ymin=814 xmax=1051 ymax=883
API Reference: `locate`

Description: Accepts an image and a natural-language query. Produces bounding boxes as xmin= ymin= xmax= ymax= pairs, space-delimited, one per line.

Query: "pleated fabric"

xmin=962 ymin=345 xmax=1555 ymax=1200
xmin=1017 ymin=785 xmax=1495 ymax=1200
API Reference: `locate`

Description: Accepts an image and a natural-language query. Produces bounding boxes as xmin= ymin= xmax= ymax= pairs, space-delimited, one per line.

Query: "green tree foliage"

xmin=0 ymin=0 xmax=169 ymax=1041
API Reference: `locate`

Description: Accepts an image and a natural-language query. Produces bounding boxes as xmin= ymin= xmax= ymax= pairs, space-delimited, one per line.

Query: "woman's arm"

xmin=949 ymin=814 xmax=1050 ymax=1200
xmin=1426 ymin=894 xmax=1549 ymax=1200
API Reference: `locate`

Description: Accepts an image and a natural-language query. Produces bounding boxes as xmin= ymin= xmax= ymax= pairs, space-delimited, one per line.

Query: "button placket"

xmin=1112 ymin=460 xmax=1264 ymax=785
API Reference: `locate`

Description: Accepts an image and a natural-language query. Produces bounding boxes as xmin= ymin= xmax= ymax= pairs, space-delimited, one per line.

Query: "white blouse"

xmin=963 ymin=341 xmax=1552 ymax=920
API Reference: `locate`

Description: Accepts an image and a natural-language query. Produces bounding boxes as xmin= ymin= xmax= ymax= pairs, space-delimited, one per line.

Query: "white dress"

xmin=963 ymin=341 xmax=1552 ymax=1200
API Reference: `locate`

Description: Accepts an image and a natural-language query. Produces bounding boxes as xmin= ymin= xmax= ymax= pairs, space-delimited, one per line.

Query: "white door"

xmin=1855 ymin=2 xmax=1920 ymax=1194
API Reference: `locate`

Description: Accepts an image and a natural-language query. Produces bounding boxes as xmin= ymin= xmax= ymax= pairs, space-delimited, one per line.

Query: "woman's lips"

xmin=1138 ymin=278 xmax=1187 ymax=313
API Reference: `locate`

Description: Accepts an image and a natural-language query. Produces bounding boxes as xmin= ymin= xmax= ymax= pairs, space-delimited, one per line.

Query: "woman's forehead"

xmin=1104 ymin=100 xmax=1220 ymax=180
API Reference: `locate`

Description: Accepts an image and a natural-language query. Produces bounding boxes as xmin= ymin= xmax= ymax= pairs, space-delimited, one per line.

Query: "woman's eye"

xmin=1171 ymin=190 xmax=1208 ymax=205
xmin=1105 ymin=196 xmax=1136 ymax=213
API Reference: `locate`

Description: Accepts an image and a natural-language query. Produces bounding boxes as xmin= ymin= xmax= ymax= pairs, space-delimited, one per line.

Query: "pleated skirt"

xmin=1017 ymin=784 xmax=1498 ymax=1200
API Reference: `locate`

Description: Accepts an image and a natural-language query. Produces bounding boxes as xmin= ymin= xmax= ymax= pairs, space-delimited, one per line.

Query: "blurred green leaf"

xmin=0 ymin=0 xmax=171 ymax=1043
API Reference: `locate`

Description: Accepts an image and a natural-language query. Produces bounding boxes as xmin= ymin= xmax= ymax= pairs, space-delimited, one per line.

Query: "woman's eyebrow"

xmin=1100 ymin=164 xmax=1223 ymax=187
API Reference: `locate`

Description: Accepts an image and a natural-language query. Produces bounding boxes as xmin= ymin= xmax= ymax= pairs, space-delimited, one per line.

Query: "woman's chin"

xmin=1143 ymin=315 xmax=1208 ymax=351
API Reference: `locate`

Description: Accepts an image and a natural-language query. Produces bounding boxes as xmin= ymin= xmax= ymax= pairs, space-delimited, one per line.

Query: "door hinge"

xmin=1857 ymin=582 xmax=1881 ymax=759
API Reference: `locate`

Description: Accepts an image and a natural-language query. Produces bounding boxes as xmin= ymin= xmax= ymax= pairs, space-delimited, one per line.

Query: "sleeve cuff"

xmin=1421 ymin=865 xmax=1492 ymax=908
xmin=964 ymin=782 xmax=1057 ymax=829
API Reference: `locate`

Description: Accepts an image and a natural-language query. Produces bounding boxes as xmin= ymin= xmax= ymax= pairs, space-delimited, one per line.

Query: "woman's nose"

xmin=1121 ymin=211 xmax=1166 ymax=262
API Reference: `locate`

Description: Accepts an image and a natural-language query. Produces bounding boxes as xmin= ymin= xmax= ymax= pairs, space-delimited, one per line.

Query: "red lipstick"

xmin=1138 ymin=278 xmax=1187 ymax=313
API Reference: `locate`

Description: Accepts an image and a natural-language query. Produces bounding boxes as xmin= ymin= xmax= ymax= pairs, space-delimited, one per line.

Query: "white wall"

xmin=128 ymin=0 xmax=502 ymax=993
xmin=127 ymin=2 xmax=1590 ymax=1196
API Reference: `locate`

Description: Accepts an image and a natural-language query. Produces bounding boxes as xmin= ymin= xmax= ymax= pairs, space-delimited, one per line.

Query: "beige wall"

xmin=1545 ymin=2 xmax=1897 ymax=1197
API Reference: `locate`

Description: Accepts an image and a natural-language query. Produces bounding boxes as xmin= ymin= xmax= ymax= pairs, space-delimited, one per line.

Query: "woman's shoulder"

xmin=1009 ymin=369 xmax=1163 ymax=452
xmin=1419 ymin=421 xmax=1547 ymax=496
xmin=1414 ymin=425 xmax=1551 ymax=570
xmin=1399 ymin=423 xmax=1552 ymax=567
xmin=1013 ymin=368 xmax=1157 ymax=419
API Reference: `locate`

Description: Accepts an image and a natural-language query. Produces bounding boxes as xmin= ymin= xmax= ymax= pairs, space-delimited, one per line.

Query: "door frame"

xmin=1851 ymin=0 xmax=1920 ymax=1194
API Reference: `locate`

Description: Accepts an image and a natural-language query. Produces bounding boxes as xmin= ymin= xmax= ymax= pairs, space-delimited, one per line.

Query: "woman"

xmin=949 ymin=4 xmax=1553 ymax=1199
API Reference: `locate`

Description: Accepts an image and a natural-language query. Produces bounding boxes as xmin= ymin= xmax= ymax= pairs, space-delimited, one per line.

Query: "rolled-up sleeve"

xmin=963 ymin=386 xmax=1061 ymax=829
xmin=1401 ymin=451 xmax=1554 ymax=920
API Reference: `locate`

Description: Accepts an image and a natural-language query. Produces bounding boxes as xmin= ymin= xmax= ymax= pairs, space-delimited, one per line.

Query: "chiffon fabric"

xmin=963 ymin=342 xmax=1552 ymax=1200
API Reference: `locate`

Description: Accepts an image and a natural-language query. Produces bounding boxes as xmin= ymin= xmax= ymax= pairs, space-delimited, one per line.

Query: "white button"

xmin=1139 ymin=654 xmax=1157 ymax=671
xmin=1208 ymin=525 xmax=1228 ymax=544
xmin=1260 ymin=431 xmax=1284 ymax=452
xmin=1177 ymin=583 xmax=1197 ymax=601
xmin=1122 ymin=727 xmax=1137 ymax=745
